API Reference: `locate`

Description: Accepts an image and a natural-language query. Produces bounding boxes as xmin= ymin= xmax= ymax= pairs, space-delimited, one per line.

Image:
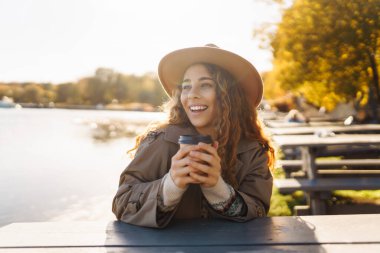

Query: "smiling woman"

xmin=112 ymin=44 xmax=275 ymax=228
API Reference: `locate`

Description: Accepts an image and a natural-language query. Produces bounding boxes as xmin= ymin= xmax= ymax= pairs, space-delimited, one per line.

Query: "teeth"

xmin=190 ymin=105 xmax=208 ymax=111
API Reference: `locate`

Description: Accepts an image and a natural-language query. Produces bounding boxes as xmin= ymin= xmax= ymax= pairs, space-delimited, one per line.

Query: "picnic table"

xmin=1 ymin=214 xmax=380 ymax=252
xmin=272 ymin=134 xmax=380 ymax=214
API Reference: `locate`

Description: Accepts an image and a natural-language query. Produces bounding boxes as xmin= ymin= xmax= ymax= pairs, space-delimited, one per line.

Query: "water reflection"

xmin=83 ymin=118 xmax=149 ymax=142
xmin=0 ymin=108 xmax=164 ymax=227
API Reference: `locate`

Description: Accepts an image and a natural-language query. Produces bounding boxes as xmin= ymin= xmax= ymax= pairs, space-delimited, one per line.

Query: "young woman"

xmin=112 ymin=44 xmax=275 ymax=228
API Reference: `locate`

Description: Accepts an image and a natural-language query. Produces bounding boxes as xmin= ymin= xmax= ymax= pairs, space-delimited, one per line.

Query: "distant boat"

xmin=0 ymin=96 xmax=22 ymax=109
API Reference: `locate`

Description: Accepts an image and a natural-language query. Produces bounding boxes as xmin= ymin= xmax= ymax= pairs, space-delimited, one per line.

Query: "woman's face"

xmin=180 ymin=64 xmax=217 ymax=136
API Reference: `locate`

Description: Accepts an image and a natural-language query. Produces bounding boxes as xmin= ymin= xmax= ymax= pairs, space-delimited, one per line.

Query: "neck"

xmin=196 ymin=127 xmax=217 ymax=140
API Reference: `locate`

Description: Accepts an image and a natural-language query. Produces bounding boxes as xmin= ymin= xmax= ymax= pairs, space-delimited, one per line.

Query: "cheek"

xmin=209 ymin=92 xmax=217 ymax=108
xmin=210 ymin=95 xmax=219 ymax=116
xmin=180 ymin=95 xmax=187 ymax=109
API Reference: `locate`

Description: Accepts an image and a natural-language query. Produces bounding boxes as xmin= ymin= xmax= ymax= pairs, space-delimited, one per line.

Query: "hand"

xmin=187 ymin=142 xmax=222 ymax=188
xmin=170 ymin=145 xmax=201 ymax=189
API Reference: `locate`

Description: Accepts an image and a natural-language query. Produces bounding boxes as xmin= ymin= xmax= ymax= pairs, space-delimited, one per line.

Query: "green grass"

xmin=269 ymin=167 xmax=307 ymax=216
xmin=268 ymin=188 xmax=305 ymax=216
xmin=333 ymin=190 xmax=380 ymax=202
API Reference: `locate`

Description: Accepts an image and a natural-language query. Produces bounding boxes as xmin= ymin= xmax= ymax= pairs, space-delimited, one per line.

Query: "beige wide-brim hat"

xmin=158 ymin=44 xmax=263 ymax=108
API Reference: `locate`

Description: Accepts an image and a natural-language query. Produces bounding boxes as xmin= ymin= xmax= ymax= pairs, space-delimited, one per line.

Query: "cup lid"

xmin=178 ymin=135 xmax=213 ymax=145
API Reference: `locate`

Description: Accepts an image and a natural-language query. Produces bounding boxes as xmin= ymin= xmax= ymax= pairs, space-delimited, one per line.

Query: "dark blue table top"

xmin=1 ymin=214 xmax=380 ymax=252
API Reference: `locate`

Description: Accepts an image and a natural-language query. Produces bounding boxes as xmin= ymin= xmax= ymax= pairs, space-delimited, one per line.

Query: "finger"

xmin=197 ymin=142 xmax=219 ymax=157
xmin=179 ymin=168 xmax=203 ymax=184
xmin=172 ymin=156 xmax=193 ymax=170
xmin=173 ymin=174 xmax=201 ymax=188
xmin=189 ymin=150 xmax=215 ymax=166
xmin=189 ymin=171 xmax=208 ymax=184
xmin=188 ymin=160 xmax=211 ymax=174
xmin=172 ymin=145 xmax=200 ymax=160
xmin=171 ymin=165 xmax=193 ymax=177
xmin=185 ymin=176 xmax=202 ymax=184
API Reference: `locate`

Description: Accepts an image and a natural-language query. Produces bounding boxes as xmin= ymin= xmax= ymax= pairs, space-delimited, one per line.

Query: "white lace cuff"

xmin=201 ymin=177 xmax=233 ymax=208
xmin=162 ymin=172 xmax=187 ymax=207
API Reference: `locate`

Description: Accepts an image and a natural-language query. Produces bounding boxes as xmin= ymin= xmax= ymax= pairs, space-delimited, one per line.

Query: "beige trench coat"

xmin=112 ymin=124 xmax=273 ymax=228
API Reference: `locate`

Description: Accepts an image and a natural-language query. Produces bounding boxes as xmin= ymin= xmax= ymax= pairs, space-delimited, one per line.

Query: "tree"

xmin=56 ymin=82 xmax=82 ymax=104
xmin=107 ymin=74 xmax=128 ymax=103
xmin=267 ymin=0 xmax=380 ymax=117
xmin=21 ymin=84 xmax=45 ymax=103
xmin=81 ymin=77 xmax=108 ymax=105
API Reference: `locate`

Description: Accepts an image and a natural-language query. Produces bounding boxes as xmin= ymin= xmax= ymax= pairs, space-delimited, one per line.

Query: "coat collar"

xmin=164 ymin=124 xmax=198 ymax=144
xmin=164 ymin=124 xmax=259 ymax=154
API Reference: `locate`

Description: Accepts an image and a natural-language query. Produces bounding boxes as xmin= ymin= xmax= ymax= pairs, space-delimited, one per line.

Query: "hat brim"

xmin=158 ymin=46 xmax=263 ymax=108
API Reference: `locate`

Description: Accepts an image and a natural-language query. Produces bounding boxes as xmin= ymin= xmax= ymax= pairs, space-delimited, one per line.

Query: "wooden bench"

xmin=274 ymin=177 xmax=380 ymax=195
xmin=289 ymin=169 xmax=380 ymax=179
xmin=275 ymin=177 xmax=380 ymax=214
xmin=277 ymin=159 xmax=380 ymax=169
xmin=281 ymin=145 xmax=380 ymax=160
xmin=277 ymin=159 xmax=380 ymax=177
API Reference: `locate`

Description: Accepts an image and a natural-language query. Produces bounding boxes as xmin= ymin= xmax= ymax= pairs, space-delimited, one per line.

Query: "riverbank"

xmin=15 ymin=102 xmax=160 ymax=112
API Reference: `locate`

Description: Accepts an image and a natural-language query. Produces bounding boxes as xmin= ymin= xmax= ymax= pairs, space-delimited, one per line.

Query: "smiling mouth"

xmin=190 ymin=105 xmax=208 ymax=112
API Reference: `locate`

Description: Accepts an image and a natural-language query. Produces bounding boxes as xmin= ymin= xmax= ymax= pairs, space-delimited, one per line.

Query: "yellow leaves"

xmin=293 ymin=43 xmax=303 ymax=51
xmin=296 ymin=80 xmax=349 ymax=111
xmin=356 ymin=29 xmax=363 ymax=37
xmin=367 ymin=66 xmax=373 ymax=77
xmin=310 ymin=46 xmax=320 ymax=54
xmin=268 ymin=0 xmax=380 ymax=110
xmin=350 ymin=20 xmax=358 ymax=29
xmin=262 ymin=71 xmax=287 ymax=100
xmin=282 ymin=50 xmax=294 ymax=61
xmin=322 ymin=92 xmax=346 ymax=111
xmin=356 ymin=90 xmax=368 ymax=107
xmin=340 ymin=53 xmax=349 ymax=60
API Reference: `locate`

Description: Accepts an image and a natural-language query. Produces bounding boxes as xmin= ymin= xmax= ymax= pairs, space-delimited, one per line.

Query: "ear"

xmin=213 ymin=141 xmax=219 ymax=149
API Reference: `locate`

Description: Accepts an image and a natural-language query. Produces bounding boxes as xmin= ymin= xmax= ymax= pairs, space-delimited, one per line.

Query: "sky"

xmin=0 ymin=0 xmax=282 ymax=84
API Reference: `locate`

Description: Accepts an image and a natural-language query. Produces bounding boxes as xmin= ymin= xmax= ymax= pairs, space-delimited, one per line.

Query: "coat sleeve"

xmin=208 ymin=144 xmax=273 ymax=222
xmin=112 ymin=132 xmax=177 ymax=228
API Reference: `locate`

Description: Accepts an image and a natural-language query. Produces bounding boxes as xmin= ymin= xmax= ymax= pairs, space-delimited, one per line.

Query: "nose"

xmin=187 ymin=86 xmax=201 ymax=99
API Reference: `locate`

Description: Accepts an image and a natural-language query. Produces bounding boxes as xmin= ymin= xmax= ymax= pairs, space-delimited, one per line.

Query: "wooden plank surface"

xmin=265 ymin=120 xmax=341 ymax=128
xmin=272 ymin=134 xmax=380 ymax=148
xmin=268 ymin=124 xmax=380 ymax=135
xmin=277 ymin=158 xmax=380 ymax=169
xmin=318 ymin=169 xmax=380 ymax=175
xmin=274 ymin=177 xmax=380 ymax=193
xmin=1 ymin=215 xmax=380 ymax=249
xmin=1 ymin=244 xmax=380 ymax=253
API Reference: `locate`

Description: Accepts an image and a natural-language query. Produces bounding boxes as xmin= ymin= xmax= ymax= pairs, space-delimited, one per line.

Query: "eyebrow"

xmin=181 ymin=77 xmax=215 ymax=84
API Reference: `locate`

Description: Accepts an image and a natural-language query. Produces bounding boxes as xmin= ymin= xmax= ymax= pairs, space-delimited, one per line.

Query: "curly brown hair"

xmin=131 ymin=63 xmax=275 ymax=188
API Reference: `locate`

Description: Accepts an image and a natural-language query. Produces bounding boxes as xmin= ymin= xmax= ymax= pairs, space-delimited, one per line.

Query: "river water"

xmin=0 ymin=108 xmax=165 ymax=227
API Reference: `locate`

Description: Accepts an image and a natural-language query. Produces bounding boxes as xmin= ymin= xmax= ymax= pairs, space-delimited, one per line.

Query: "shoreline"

xmin=11 ymin=102 xmax=161 ymax=112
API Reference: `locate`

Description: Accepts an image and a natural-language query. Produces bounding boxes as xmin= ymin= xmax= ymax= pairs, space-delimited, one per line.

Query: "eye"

xmin=182 ymin=84 xmax=191 ymax=90
xmin=201 ymin=82 xmax=213 ymax=88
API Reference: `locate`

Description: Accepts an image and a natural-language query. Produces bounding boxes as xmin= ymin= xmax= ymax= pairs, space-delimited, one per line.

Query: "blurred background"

xmin=1 ymin=0 xmax=379 ymax=226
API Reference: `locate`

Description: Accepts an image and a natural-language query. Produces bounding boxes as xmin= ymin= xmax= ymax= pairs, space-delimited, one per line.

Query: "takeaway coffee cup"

xmin=178 ymin=135 xmax=213 ymax=148
xmin=178 ymin=135 xmax=213 ymax=172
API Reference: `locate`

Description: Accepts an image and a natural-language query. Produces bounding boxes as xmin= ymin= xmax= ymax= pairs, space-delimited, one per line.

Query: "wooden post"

xmin=300 ymin=147 xmax=317 ymax=179
xmin=301 ymin=146 xmax=326 ymax=214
